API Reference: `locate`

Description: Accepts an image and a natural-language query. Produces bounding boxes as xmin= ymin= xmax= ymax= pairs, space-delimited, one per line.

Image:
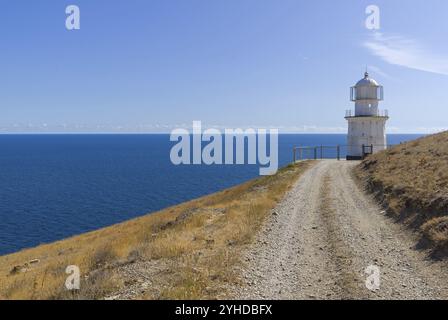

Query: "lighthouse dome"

xmin=350 ymin=71 xmax=383 ymax=101
xmin=355 ymin=72 xmax=379 ymax=87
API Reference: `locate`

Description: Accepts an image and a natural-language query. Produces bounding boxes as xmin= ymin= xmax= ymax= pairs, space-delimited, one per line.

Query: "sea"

xmin=0 ymin=134 xmax=422 ymax=255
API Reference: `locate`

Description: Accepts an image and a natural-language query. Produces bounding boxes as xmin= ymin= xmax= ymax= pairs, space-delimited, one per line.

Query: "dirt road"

xmin=230 ymin=160 xmax=448 ymax=299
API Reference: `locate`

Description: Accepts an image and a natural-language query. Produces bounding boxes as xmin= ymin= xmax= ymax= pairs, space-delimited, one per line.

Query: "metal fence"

xmin=292 ymin=144 xmax=395 ymax=162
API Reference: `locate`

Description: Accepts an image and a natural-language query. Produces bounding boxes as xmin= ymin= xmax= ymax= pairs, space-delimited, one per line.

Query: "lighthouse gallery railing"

xmin=345 ymin=109 xmax=389 ymax=117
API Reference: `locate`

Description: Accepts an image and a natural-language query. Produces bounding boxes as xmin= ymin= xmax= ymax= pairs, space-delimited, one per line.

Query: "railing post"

xmin=314 ymin=147 xmax=317 ymax=160
xmin=293 ymin=148 xmax=296 ymax=163
xmin=320 ymin=145 xmax=323 ymax=159
xmin=299 ymin=148 xmax=302 ymax=161
xmin=337 ymin=145 xmax=340 ymax=161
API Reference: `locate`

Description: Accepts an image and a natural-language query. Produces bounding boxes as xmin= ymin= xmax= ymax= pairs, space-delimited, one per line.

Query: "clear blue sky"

xmin=1 ymin=0 xmax=447 ymax=133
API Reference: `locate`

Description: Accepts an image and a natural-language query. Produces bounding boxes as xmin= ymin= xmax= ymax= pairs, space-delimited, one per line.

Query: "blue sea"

xmin=0 ymin=134 xmax=422 ymax=255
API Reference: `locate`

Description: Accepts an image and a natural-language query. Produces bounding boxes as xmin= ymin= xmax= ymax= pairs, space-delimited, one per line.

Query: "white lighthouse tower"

xmin=345 ymin=71 xmax=389 ymax=160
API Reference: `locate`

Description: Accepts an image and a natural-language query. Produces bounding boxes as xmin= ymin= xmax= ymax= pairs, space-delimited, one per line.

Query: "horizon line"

xmin=0 ymin=132 xmax=431 ymax=135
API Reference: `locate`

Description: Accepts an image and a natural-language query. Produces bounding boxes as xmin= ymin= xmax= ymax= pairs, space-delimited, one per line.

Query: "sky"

xmin=1 ymin=0 xmax=448 ymax=133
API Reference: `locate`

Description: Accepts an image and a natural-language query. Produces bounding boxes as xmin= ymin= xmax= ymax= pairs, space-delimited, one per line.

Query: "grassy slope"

xmin=0 ymin=161 xmax=312 ymax=299
xmin=355 ymin=131 xmax=448 ymax=254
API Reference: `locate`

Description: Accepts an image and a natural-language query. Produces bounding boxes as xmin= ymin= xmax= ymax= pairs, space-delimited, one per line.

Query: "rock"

xmin=272 ymin=211 xmax=279 ymax=216
xmin=210 ymin=274 xmax=219 ymax=281
xmin=10 ymin=265 xmax=27 ymax=275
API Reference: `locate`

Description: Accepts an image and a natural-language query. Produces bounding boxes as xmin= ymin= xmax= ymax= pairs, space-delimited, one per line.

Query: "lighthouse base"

xmin=345 ymin=115 xmax=388 ymax=161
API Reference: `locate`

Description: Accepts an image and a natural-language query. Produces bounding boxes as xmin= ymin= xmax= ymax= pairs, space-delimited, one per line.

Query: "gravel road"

xmin=230 ymin=160 xmax=448 ymax=300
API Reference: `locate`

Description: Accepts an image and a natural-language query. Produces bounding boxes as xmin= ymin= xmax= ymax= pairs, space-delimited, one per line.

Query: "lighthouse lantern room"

xmin=345 ymin=72 xmax=389 ymax=160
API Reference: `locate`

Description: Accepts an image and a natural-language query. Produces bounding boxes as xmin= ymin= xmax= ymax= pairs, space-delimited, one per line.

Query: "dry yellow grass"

xmin=0 ymin=161 xmax=312 ymax=300
xmin=355 ymin=131 xmax=448 ymax=254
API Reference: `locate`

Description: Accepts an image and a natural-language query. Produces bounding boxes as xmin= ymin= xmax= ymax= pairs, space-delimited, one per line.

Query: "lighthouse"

xmin=345 ymin=72 xmax=389 ymax=160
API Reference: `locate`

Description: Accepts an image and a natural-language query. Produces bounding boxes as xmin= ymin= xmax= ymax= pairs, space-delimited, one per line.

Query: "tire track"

xmin=318 ymin=174 xmax=362 ymax=299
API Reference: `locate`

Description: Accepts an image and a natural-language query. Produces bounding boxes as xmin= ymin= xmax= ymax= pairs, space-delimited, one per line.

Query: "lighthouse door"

xmin=362 ymin=144 xmax=373 ymax=158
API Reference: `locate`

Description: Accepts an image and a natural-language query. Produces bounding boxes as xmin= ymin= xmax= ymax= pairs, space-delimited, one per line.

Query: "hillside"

xmin=356 ymin=131 xmax=448 ymax=256
xmin=0 ymin=161 xmax=312 ymax=300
